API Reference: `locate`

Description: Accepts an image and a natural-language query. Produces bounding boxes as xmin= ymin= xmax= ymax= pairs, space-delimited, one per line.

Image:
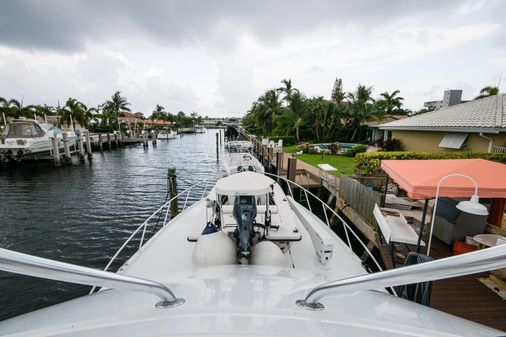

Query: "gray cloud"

xmin=0 ymin=0 xmax=464 ymax=52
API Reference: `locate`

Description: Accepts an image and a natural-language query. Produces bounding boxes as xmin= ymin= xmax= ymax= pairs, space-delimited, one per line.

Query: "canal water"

xmin=0 ymin=131 xmax=226 ymax=321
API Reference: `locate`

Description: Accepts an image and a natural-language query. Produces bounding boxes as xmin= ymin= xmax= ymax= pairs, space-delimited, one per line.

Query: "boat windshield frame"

xmin=2 ymin=121 xmax=46 ymax=139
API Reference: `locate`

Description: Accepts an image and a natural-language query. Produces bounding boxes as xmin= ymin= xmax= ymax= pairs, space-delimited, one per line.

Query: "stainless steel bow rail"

xmin=296 ymin=243 xmax=506 ymax=310
xmin=0 ymin=248 xmax=184 ymax=308
xmin=90 ymin=178 xmax=214 ymax=294
xmin=263 ymin=172 xmax=384 ymax=273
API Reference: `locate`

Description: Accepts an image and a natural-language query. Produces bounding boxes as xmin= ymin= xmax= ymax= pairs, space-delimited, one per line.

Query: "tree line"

xmin=242 ymin=79 xmax=408 ymax=142
xmin=243 ymin=79 xmax=501 ymax=143
xmin=0 ymin=91 xmax=204 ymax=131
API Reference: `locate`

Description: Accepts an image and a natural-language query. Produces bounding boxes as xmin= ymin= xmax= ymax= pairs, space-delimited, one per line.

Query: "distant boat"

xmin=0 ymin=119 xmax=77 ymax=161
xmin=194 ymin=126 xmax=206 ymax=133
xmin=223 ymin=140 xmax=264 ymax=175
xmin=157 ymin=129 xmax=177 ymax=140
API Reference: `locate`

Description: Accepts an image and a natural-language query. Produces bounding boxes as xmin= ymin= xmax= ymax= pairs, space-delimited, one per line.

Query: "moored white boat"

xmin=157 ymin=129 xmax=177 ymax=139
xmin=222 ymin=140 xmax=264 ymax=174
xmin=0 ymin=171 xmax=505 ymax=336
xmin=194 ymin=126 xmax=206 ymax=133
xmin=0 ymin=119 xmax=77 ymax=161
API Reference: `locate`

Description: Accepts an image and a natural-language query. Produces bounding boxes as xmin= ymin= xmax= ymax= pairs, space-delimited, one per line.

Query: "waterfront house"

xmin=379 ymin=94 xmax=506 ymax=153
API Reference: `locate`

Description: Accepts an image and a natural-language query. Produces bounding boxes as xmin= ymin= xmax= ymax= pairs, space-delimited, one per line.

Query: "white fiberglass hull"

xmin=222 ymin=152 xmax=264 ymax=175
xmin=0 ymin=172 xmax=503 ymax=336
xmin=157 ymin=132 xmax=177 ymax=140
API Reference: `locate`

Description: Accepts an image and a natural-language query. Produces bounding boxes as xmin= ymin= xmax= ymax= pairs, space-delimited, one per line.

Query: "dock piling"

xmin=107 ymin=133 xmax=112 ymax=149
xmin=143 ymin=132 xmax=148 ymax=148
xmin=77 ymin=135 xmax=85 ymax=162
xmin=52 ymin=133 xmax=61 ymax=167
xmin=84 ymin=130 xmax=92 ymax=160
xmin=98 ymin=133 xmax=103 ymax=152
xmin=62 ymin=132 xmax=71 ymax=163
xmin=168 ymin=166 xmax=178 ymax=217
xmin=114 ymin=134 xmax=119 ymax=148
xmin=216 ymin=133 xmax=219 ymax=159
xmin=287 ymin=155 xmax=297 ymax=183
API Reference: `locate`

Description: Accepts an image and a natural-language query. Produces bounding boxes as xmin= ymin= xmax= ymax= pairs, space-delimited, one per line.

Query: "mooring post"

xmin=142 ymin=131 xmax=148 ymax=148
xmin=275 ymin=151 xmax=282 ymax=176
xmin=216 ymin=132 xmax=219 ymax=159
xmin=98 ymin=133 xmax=103 ymax=152
xmin=219 ymin=130 xmax=222 ymax=146
xmin=52 ymin=133 xmax=61 ymax=167
xmin=287 ymin=155 xmax=297 ymax=183
xmin=106 ymin=133 xmax=111 ymax=149
xmin=268 ymin=147 xmax=273 ymax=172
xmin=114 ymin=133 xmax=119 ymax=148
xmin=62 ymin=132 xmax=71 ymax=163
xmin=168 ymin=166 xmax=179 ymax=217
xmin=77 ymin=134 xmax=85 ymax=162
xmin=84 ymin=130 xmax=92 ymax=160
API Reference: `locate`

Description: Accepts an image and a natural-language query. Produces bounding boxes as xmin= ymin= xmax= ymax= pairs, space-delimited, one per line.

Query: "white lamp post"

xmin=426 ymin=173 xmax=489 ymax=256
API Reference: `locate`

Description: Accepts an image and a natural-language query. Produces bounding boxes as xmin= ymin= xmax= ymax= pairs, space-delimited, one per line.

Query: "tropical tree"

xmin=372 ymin=90 xmax=403 ymax=122
xmin=276 ymin=90 xmax=306 ymax=141
xmin=57 ymin=98 xmax=90 ymax=129
xmin=474 ymin=86 xmax=499 ymax=100
xmin=0 ymin=98 xmax=36 ymax=119
xmin=103 ymin=91 xmax=131 ymax=119
xmin=345 ymin=85 xmax=375 ymax=140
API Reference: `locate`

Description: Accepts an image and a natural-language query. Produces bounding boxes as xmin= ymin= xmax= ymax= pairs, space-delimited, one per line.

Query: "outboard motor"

xmin=233 ymin=195 xmax=257 ymax=262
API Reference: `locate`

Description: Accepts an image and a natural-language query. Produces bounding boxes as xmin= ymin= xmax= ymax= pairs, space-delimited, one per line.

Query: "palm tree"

xmin=58 ymin=98 xmax=89 ymax=129
xmin=2 ymin=99 xmax=36 ymax=119
xmin=346 ymin=85 xmax=374 ymax=140
xmin=474 ymin=86 xmax=499 ymax=100
xmin=103 ymin=91 xmax=131 ymax=136
xmin=277 ymin=91 xmax=306 ymax=141
xmin=255 ymin=89 xmax=283 ymax=135
xmin=376 ymin=90 xmax=404 ymax=116
xmin=276 ymin=79 xmax=299 ymax=104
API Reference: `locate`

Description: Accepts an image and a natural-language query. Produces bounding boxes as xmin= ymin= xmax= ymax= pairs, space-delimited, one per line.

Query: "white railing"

xmin=89 ymin=178 xmax=214 ymax=294
xmin=0 ymin=248 xmax=184 ymax=308
xmin=297 ymin=243 xmax=506 ymax=310
xmin=263 ymin=172 xmax=384 ymax=273
xmin=492 ymin=146 xmax=506 ymax=154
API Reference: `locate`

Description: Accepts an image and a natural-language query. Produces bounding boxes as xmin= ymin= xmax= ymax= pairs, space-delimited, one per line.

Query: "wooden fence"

xmin=338 ymin=174 xmax=381 ymax=227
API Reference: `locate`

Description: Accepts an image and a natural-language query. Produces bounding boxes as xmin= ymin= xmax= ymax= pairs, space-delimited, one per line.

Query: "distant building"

xmin=423 ymin=90 xmax=467 ymax=110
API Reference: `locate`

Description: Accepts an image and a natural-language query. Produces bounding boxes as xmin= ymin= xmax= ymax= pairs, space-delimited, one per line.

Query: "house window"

xmin=439 ymin=133 xmax=468 ymax=149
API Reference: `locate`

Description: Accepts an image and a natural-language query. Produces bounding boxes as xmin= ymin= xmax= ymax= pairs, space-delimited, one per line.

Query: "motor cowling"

xmin=233 ymin=195 xmax=257 ymax=261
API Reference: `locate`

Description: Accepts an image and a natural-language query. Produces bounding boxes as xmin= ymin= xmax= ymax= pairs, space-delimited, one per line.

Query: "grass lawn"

xmin=296 ymin=154 xmax=354 ymax=176
xmin=281 ymin=144 xmax=354 ymax=175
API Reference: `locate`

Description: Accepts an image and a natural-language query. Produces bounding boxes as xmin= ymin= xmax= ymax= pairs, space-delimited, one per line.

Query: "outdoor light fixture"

xmin=426 ymin=174 xmax=489 ymax=256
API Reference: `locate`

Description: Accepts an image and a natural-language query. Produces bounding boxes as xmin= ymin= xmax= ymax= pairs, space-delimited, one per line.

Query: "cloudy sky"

xmin=0 ymin=0 xmax=505 ymax=117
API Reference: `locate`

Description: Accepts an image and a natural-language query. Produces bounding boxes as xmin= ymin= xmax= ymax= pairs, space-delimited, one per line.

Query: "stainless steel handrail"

xmin=297 ymin=243 xmax=506 ymax=310
xmin=0 ymin=248 xmax=184 ymax=308
xmin=89 ymin=179 xmax=214 ymax=294
xmin=263 ymin=172 xmax=382 ymax=273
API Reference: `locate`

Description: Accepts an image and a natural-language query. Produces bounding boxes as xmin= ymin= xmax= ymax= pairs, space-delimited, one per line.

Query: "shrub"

xmin=321 ymin=149 xmax=331 ymax=155
xmin=307 ymin=148 xmax=317 ymax=154
xmin=342 ymin=149 xmax=356 ymax=157
xmin=354 ymin=151 xmax=506 ymax=175
xmin=377 ymin=138 xmax=403 ymax=151
xmin=353 ymin=144 xmax=368 ymax=154
xmin=268 ymin=136 xmax=297 ymax=146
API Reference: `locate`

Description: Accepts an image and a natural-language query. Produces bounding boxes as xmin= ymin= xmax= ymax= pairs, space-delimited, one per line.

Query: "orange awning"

xmin=381 ymin=159 xmax=506 ymax=200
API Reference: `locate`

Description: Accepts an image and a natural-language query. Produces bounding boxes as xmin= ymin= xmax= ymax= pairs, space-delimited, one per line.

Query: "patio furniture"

xmin=373 ymin=204 xmax=425 ymax=267
xmin=432 ymin=197 xmax=488 ymax=245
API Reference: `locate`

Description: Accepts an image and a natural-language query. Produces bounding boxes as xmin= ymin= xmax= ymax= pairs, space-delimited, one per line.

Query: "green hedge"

xmin=354 ymin=151 xmax=506 ymax=175
xmin=268 ymin=136 xmax=297 ymax=146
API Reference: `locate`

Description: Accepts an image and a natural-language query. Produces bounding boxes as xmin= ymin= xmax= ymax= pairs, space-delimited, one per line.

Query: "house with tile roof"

xmin=378 ymin=94 xmax=506 ymax=153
